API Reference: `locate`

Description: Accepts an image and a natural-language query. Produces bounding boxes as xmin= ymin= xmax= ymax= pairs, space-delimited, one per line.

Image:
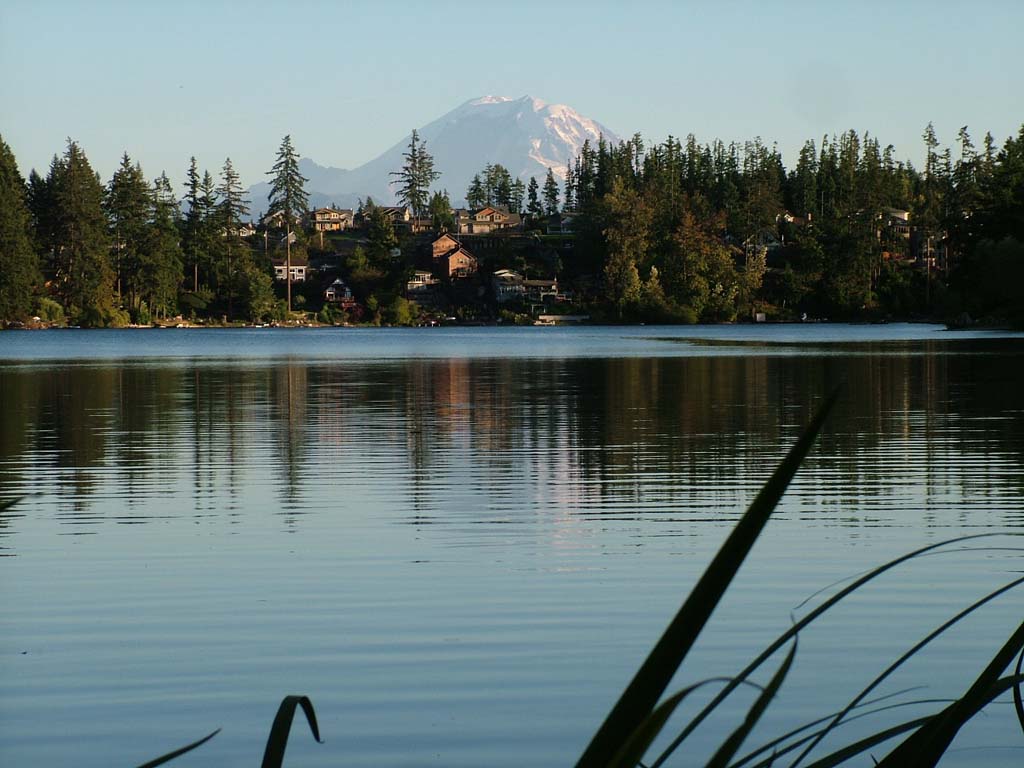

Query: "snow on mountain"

xmin=247 ymin=95 xmax=618 ymax=213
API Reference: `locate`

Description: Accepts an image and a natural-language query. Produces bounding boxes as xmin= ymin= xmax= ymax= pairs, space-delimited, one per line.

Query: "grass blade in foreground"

xmin=606 ymin=677 xmax=765 ymax=768
xmin=261 ymin=695 xmax=324 ymax=768
xmin=574 ymin=390 xmax=838 ymax=767
xmin=705 ymin=639 xmax=796 ymax=768
xmin=1015 ymin=648 xmax=1024 ymax=736
xmin=875 ymin=620 xmax=1024 ymax=767
xmin=650 ymin=532 xmax=1019 ymax=768
xmin=134 ymin=729 xmax=220 ymax=768
xmin=805 ymin=674 xmax=1024 ymax=768
xmin=788 ymin=574 xmax=1024 ymax=767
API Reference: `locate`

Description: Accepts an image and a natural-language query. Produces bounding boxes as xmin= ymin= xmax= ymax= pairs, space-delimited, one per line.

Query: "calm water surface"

xmin=1 ymin=325 xmax=1023 ymax=767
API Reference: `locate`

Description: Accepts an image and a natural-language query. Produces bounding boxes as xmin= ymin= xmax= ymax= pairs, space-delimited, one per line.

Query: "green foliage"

xmin=963 ymin=237 xmax=1024 ymax=325
xmin=602 ymin=179 xmax=649 ymax=315
xmin=317 ymin=302 xmax=347 ymax=325
xmin=0 ymin=134 xmax=42 ymax=322
xmin=383 ymin=296 xmax=417 ymax=326
xmin=239 ymin=261 xmax=276 ymax=323
xmin=35 ymin=296 xmax=65 ymax=325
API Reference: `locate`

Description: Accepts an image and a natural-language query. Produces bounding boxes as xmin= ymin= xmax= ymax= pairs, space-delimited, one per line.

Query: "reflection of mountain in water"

xmin=1 ymin=349 xmax=1023 ymax=537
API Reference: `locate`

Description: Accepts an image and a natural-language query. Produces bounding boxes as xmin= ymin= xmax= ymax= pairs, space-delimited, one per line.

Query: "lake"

xmin=1 ymin=324 xmax=1023 ymax=767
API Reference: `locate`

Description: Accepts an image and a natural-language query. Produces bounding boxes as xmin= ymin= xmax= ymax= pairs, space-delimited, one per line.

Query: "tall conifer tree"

xmin=106 ymin=152 xmax=150 ymax=310
xmin=543 ymin=168 xmax=560 ymax=215
xmin=266 ymin=135 xmax=308 ymax=312
xmin=216 ymin=157 xmax=250 ymax=319
xmin=526 ymin=176 xmax=543 ymax=218
xmin=390 ymin=129 xmax=439 ymax=218
xmin=143 ymin=172 xmax=183 ymax=319
xmin=49 ymin=140 xmax=119 ymax=325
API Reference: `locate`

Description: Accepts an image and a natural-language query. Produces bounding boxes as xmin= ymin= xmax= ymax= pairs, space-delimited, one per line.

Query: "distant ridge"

xmin=247 ymin=95 xmax=619 ymax=214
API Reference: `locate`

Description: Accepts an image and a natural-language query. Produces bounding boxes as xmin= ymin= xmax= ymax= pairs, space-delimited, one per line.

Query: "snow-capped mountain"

xmin=248 ymin=95 xmax=619 ymax=213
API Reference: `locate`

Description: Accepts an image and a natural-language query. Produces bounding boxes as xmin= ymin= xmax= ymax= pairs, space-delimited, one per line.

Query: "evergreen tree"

xmin=181 ymin=157 xmax=204 ymax=292
xmin=466 ymin=174 xmax=486 ymax=209
xmin=266 ymin=135 xmax=309 ymax=313
xmin=28 ymin=160 xmax=60 ymax=280
xmin=509 ymin=178 xmax=526 ymax=214
xmin=390 ymin=129 xmax=440 ymax=217
xmin=194 ymin=170 xmax=219 ymax=293
xmin=49 ymin=140 xmax=121 ymax=326
xmin=562 ymin=161 xmax=576 ymax=212
xmin=428 ymin=190 xmax=454 ymax=231
xmin=526 ymin=176 xmax=543 ymax=218
xmin=215 ymin=157 xmax=250 ymax=319
xmin=105 ymin=152 xmax=150 ymax=310
xmin=0 ymin=135 xmax=42 ymax=322
xmin=365 ymin=204 xmax=398 ymax=265
xmin=142 ymin=172 xmax=183 ymax=319
xmin=543 ymin=168 xmax=560 ymax=215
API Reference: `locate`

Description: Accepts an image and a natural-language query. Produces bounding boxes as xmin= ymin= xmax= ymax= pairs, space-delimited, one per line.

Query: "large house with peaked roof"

xmin=454 ymin=206 xmax=522 ymax=234
xmin=309 ymin=208 xmax=354 ymax=232
xmin=429 ymin=233 xmax=478 ymax=279
xmin=444 ymin=247 xmax=478 ymax=279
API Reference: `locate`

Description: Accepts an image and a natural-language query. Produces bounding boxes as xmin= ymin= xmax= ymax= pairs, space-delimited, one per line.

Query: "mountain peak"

xmin=248 ymin=96 xmax=618 ymax=212
xmin=467 ymin=95 xmax=515 ymax=106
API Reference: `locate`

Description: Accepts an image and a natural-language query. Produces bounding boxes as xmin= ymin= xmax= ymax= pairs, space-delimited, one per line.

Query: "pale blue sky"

xmin=2 ymin=0 xmax=1021 ymax=192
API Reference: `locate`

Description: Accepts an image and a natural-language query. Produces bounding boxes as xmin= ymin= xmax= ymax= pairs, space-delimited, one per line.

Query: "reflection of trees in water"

xmin=0 ymin=345 xmax=1021 ymax=533
xmin=271 ymin=363 xmax=308 ymax=522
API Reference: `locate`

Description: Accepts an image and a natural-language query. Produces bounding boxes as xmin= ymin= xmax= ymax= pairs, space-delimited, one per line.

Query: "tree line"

xmin=548 ymin=124 xmax=1023 ymax=323
xmin=0 ymin=134 xmax=310 ymax=326
xmin=1 ymin=121 xmax=1022 ymax=327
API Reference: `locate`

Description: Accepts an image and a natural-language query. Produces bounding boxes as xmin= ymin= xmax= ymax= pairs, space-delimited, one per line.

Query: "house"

xmin=431 ymin=233 xmax=461 ymax=261
xmin=379 ymin=206 xmax=411 ymax=223
xmin=261 ymin=210 xmax=302 ymax=229
xmin=407 ymin=270 xmax=439 ymax=293
xmin=271 ymin=254 xmax=308 ymax=282
xmin=445 ymin=247 xmax=478 ymax=279
xmin=309 ymin=208 xmax=354 ymax=232
xmin=493 ymin=270 xmax=560 ymax=303
xmin=524 ymin=277 xmax=559 ymax=302
xmin=454 ymin=206 xmax=522 ymax=234
xmin=778 ymin=211 xmax=810 ymax=227
xmin=236 ymin=221 xmax=257 ymax=238
xmin=324 ymin=278 xmax=357 ymax=309
xmin=492 ymin=269 xmax=526 ymax=302
xmin=545 ymin=213 xmax=577 ymax=235
xmin=428 ymin=233 xmax=477 ymax=278
xmin=884 ymin=209 xmax=911 ymax=240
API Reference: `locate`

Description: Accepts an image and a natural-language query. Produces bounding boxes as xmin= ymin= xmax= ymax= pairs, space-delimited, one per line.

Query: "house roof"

xmin=271 ymin=254 xmax=309 ymax=267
